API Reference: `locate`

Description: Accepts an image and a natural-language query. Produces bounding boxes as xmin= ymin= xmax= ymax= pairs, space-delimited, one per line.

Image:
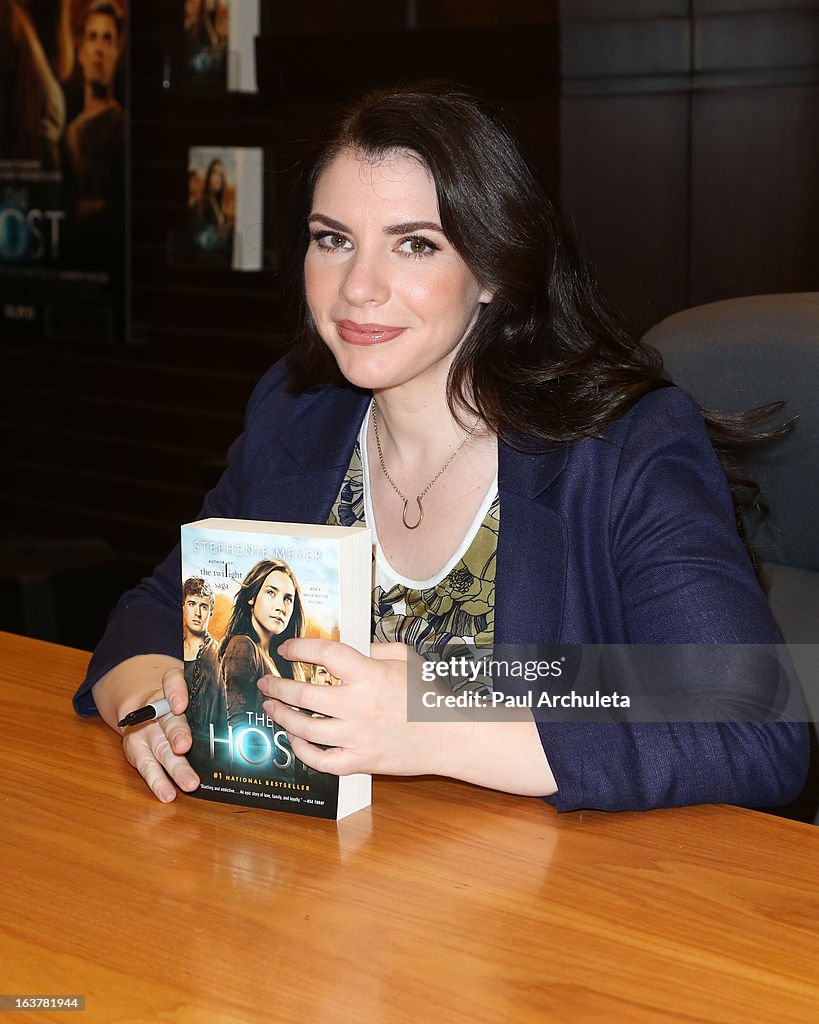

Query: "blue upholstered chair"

xmin=643 ymin=293 xmax=819 ymax=822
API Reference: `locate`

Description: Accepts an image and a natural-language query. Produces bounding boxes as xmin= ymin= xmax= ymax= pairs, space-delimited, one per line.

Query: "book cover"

xmin=183 ymin=0 xmax=259 ymax=92
xmin=187 ymin=146 xmax=263 ymax=270
xmin=181 ymin=517 xmax=373 ymax=820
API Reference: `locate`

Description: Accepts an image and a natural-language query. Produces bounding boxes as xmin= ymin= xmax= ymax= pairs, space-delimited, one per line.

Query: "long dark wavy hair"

xmin=286 ymin=80 xmax=782 ymax=548
xmin=220 ymin=559 xmax=307 ymax=679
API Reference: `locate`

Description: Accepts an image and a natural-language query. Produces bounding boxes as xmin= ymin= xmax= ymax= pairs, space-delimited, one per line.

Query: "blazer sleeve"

xmin=71 ymin=361 xmax=289 ymax=717
xmin=539 ymin=389 xmax=809 ymax=812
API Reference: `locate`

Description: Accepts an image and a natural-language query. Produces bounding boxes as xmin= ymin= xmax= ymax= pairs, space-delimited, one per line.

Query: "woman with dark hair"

xmin=190 ymin=157 xmax=234 ymax=252
xmin=218 ymin=559 xmax=307 ymax=733
xmin=74 ymin=81 xmax=808 ymax=812
xmin=184 ymin=0 xmax=226 ymax=74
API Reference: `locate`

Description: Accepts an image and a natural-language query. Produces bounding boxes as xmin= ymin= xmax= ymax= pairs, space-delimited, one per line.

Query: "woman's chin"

xmin=332 ymin=356 xmax=431 ymax=395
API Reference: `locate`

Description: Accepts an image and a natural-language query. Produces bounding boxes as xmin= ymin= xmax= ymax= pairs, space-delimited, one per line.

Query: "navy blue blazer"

xmin=73 ymin=361 xmax=808 ymax=812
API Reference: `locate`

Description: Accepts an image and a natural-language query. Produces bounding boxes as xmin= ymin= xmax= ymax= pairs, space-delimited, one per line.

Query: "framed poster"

xmin=0 ymin=0 xmax=129 ymax=343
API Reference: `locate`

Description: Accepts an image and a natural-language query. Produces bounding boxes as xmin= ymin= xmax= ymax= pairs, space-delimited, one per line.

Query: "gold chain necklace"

xmin=371 ymin=401 xmax=476 ymax=530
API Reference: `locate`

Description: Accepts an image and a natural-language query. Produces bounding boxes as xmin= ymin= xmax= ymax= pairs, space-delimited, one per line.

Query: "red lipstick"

xmin=335 ymin=320 xmax=406 ymax=345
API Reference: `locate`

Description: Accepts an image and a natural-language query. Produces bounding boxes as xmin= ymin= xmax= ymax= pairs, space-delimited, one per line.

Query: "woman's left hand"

xmin=256 ymin=639 xmax=444 ymax=777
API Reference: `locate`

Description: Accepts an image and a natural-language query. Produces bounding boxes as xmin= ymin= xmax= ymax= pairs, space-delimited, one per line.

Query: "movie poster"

xmin=0 ymin=0 xmax=129 ymax=343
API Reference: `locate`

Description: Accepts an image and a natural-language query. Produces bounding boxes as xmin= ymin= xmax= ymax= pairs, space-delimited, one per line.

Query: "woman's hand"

xmin=92 ymin=657 xmax=200 ymax=803
xmin=257 ymin=640 xmax=445 ymax=778
xmin=258 ymin=639 xmax=558 ymax=796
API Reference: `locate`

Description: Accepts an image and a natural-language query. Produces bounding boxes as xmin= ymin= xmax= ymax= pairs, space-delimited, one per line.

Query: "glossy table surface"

xmin=2 ymin=631 xmax=818 ymax=1023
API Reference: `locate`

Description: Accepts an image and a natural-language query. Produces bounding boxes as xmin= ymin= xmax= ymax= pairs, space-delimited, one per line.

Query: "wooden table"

xmin=2 ymin=631 xmax=818 ymax=1024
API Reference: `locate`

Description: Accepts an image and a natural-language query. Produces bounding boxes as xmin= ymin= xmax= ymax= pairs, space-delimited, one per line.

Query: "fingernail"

xmin=182 ymin=772 xmax=199 ymax=789
xmin=159 ymin=787 xmax=175 ymax=803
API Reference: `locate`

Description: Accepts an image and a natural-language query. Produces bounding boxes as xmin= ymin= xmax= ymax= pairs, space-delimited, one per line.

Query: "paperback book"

xmin=187 ymin=146 xmax=263 ymax=270
xmin=181 ymin=517 xmax=373 ymax=820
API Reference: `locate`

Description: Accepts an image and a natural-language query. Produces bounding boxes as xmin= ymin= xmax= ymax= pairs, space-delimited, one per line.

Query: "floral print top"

xmin=326 ymin=439 xmax=499 ymax=672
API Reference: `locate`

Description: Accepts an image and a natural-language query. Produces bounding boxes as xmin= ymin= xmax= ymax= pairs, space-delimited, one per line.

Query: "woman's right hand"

xmin=92 ymin=656 xmax=200 ymax=803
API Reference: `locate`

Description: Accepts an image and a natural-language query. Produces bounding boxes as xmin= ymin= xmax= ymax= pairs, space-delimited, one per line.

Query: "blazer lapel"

xmin=495 ymin=442 xmax=569 ymax=644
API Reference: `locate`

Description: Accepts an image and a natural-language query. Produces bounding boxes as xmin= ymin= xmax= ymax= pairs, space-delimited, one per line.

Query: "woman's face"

xmin=304 ymin=148 xmax=492 ymax=396
xmin=249 ymin=570 xmax=295 ymax=639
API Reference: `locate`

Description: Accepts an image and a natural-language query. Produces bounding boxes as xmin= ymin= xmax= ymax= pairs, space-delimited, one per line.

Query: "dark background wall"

xmin=1 ymin=0 xmax=817 ymax=649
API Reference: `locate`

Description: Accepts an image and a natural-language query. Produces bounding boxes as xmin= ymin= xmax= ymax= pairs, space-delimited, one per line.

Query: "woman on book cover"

xmin=183 ymin=0 xmax=227 ymax=78
xmin=189 ymin=156 xmax=234 ymax=256
xmin=76 ymin=82 xmax=808 ymax=814
xmin=219 ymin=559 xmax=308 ymax=779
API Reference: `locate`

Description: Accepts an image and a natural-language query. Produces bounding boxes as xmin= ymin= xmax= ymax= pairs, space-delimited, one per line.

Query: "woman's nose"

xmin=339 ymin=248 xmax=390 ymax=307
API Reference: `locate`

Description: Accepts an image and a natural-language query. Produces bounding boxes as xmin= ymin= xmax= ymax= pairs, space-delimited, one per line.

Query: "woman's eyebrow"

xmin=308 ymin=213 xmax=347 ymax=231
xmin=384 ymin=220 xmax=444 ymax=235
xmin=308 ymin=213 xmax=444 ymax=235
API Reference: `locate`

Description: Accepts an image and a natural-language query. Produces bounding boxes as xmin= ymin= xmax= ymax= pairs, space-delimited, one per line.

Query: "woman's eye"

xmin=314 ymin=232 xmax=352 ymax=252
xmin=398 ymin=236 xmax=438 ymax=258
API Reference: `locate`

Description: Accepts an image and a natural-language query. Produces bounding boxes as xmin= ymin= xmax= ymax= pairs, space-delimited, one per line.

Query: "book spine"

xmin=232 ymin=149 xmax=263 ymax=271
xmin=227 ymin=1 xmax=260 ymax=93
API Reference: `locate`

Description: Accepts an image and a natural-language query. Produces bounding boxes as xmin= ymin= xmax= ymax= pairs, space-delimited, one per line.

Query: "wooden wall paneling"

xmin=560 ymin=93 xmax=691 ymax=336
xmin=693 ymin=0 xmax=819 ymax=14
xmin=560 ymin=3 xmax=819 ymax=334
xmin=255 ymin=24 xmax=560 ymax=97
xmin=559 ymin=12 xmax=691 ymax=336
xmin=0 ymin=379 xmax=243 ymax=460
xmin=259 ymin=0 xmax=408 ymax=36
xmin=560 ymin=15 xmax=691 ymax=84
xmin=2 ymin=461 xmax=203 ymax=527
xmin=4 ymin=420 xmax=225 ymax=495
xmin=693 ymin=9 xmax=819 ymax=83
xmin=0 ymin=332 xmax=257 ymax=580
xmin=131 ymin=281 xmax=280 ymax=336
xmin=689 ymin=6 xmax=819 ymax=304
xmin=0 ymin=496 xmax=189 ymax=576
xmin=690 ymin=84 xmax=819 ymax=305
xmin=560 ymin=0 xmax=688 ymax=16
xmin=0 ymin=343 xmax=260 ymax=411
xmin=415 ymin=0 xmax=559 ymax=27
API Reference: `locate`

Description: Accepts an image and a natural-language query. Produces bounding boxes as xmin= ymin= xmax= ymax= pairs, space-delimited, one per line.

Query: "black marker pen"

xmin=118 ymin=698 xmax=172 ymax=728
